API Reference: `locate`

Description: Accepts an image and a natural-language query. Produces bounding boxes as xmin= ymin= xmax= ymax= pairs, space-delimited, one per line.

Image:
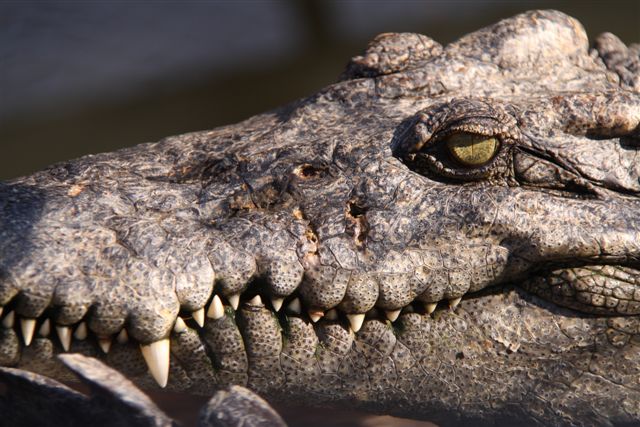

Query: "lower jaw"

xmin=4 ymin=285 xmax=638 ymax=426
xmin=4 ymin=264 xmax=638 ymax=390
xmin=5 ymin=292 xmax=462 ymax=391
xmin=0 ymin=287 xmax=469 ymax=389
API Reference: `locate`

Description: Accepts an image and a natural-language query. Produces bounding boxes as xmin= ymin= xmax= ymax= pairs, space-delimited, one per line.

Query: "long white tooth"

xmin=192 ymin=308 xmax=205 ymax=328
xmin=227 ymin=294 xmax=240 ymax=310
xmin=449 ymin=297 xmax=462 ymax=310
xmin=385 ymin=309 xmax=401 ymax=322
xmin=21 ymin=318 xmax=36 ymax=346
xmin=270 ymin=297 xmax=284 ymax=312
xmin=2 ymin=311 xmax=15 ymax=329
xmin=308 ymin=309 xmax=324 ymax=323
xmin=425 ymin=302 xmax=437 ymax=315
xmin=347 ymin=313 xmax=365 ymax=333
xmin=173 ymin=317 xmax=187 ymax=333
xmin=98 ymin=336 xmax=112 ymax=354
xmin=248 ymin=295 xmax=262 ymax=306
xmin=287 ymin=298 xmax=301 ymax=314
xmin=140 ymin=339 xmax=170 ymax=388
xmin=56 ymin=326 xmax=72 ymax=351
xmin=74 ymin=322 xmax=88 ymax=340
xmin=325 ymin=309 xmax=338 ymax=321
xmin=116 ymin=329 xmax=129 ymax=344
xmin=206 ymin=295 xmax=225 ymax=320
xmin=38 ymin=319 xmax=51 ymax=337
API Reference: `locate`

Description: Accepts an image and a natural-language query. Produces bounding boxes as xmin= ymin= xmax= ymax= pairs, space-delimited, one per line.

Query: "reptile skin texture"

xmin=0 ymin=10 xmax=638 ymax=427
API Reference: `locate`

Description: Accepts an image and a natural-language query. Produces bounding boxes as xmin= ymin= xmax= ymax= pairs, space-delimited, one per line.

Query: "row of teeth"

xmin=0 ymin=294 xmax=463 ymax=389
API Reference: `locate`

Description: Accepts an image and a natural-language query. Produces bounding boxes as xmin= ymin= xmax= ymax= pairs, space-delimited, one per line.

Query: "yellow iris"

xmin=445 ymin=132 xmax=498 ymax=167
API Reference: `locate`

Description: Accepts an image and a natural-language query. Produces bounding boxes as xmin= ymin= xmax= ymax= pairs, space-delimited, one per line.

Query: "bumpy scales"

xmin=0 ymin=10 xmax=639 ymax=427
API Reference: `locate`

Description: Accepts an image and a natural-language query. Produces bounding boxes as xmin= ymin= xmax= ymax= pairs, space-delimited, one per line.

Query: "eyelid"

xmin=416 ymin=117 xmax=509 ymax=152
xmin=396 ymin=99 xmax=521 ymax=181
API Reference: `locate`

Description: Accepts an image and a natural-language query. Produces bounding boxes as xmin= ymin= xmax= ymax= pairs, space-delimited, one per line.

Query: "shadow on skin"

xmin=0 ymin=183 xmax=46 ymax=274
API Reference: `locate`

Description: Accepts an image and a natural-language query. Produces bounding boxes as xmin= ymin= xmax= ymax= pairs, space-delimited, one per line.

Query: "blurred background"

xmin=0 ymin=1 xmax=638 ymax=426
xmin=1 ymin=0 xmax=638 ymax=181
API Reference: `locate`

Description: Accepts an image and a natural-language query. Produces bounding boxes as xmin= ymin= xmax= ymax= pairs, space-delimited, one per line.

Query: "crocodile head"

xmin=1 ymin=10 xmax=638 ymax=426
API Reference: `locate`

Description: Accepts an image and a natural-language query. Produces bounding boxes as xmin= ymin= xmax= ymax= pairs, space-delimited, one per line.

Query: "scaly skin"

xmin=0 ymin=10 xmax=639 ymax=426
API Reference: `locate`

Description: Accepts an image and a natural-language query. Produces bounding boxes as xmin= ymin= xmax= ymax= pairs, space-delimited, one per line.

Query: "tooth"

xmin=192 ymin=308 xmax=205 ymax=328
xmin=347 ymin=313 xmax=365 ymax=333
xmin=116 ymin=329 xmax=129 ymax=344
xmin=425 ymin=303 xmax=437 ymax=315
xmin=98 ymin=336 xmax=112 ymax=354
xmin=56 ymin=326 xmax=72 ymax=351
xmin=0 ymin=307 xmax=3 ymax=317
xmin=270 ymin=297 xmax=284 ymax=312
xmin=21 ymin=318 xmax=37 ymax=346
xmin=206 ymin=295 xmax=225 ymax=320
xmin=308 ymin=309 xmax=324 ymax=323
xmin=174 ymin=317 xmax=187 ymax=333
xmin=2 ymin=311 xmax=15 ymax=329
xmin=74 ymin=322 xmax=88 ymax=340
xmin=287 ymin=298 xmax=301 ymax=314
xmin=38 ymin=319 xmax=51 ymax=337
xmin=248 ymin=295 xmax=262 ymax=306
xmin=228 ymin=294 xmax=240 ymax=310
xmin=449 ymin=297 xmax=462 ymax=309
xmin=385 ymin=309 xmax=401 ymax=322
xmin=140 ymin=339 xmax=170 ymax=388
xmin=325 ymin=309 xmax=338 ymax=321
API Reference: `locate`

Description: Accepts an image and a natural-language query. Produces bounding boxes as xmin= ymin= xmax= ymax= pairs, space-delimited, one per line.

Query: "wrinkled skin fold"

xmin=0 ymin=9 xmax=639 ymax=427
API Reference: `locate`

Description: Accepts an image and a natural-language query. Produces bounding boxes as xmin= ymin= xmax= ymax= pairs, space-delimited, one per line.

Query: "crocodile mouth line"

xmin=522 ymin=263 xmax=640 ymax=316
xmin=0 ymin=277 xmax=474 ymax=389
xmin=0 ymin=261 xmax=638 ymax=388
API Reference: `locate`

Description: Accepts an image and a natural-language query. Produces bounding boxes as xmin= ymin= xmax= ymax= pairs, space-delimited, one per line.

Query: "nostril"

xmin=294 ymin=164 xmax=324 ymax=179
xmin=345 ymin=201 xmax=369 ymax=248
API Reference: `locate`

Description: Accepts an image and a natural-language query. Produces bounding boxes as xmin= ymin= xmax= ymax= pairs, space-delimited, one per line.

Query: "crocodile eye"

xmin=446 ymin=133 xmax=499 ymax=167
xmin=396 ymin=99 xmax=521 ymax=181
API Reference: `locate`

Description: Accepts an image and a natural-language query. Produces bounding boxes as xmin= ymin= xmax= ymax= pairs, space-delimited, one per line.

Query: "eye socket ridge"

xmin=396 ymin=99 xmax=522 ymax=182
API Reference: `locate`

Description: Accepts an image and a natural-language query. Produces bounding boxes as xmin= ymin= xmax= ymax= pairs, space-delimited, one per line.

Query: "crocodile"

xmin=0 ymin=9 xmax=639 ymax=427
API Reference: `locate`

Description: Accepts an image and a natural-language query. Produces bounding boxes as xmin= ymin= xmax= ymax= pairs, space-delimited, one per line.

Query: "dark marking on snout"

xmin=345 ymin=200 xmax=369 ymax=249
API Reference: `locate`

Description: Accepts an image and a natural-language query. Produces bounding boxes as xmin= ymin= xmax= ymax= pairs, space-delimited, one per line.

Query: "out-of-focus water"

xmin=1 ymin=0 xmax=638 ymax=180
